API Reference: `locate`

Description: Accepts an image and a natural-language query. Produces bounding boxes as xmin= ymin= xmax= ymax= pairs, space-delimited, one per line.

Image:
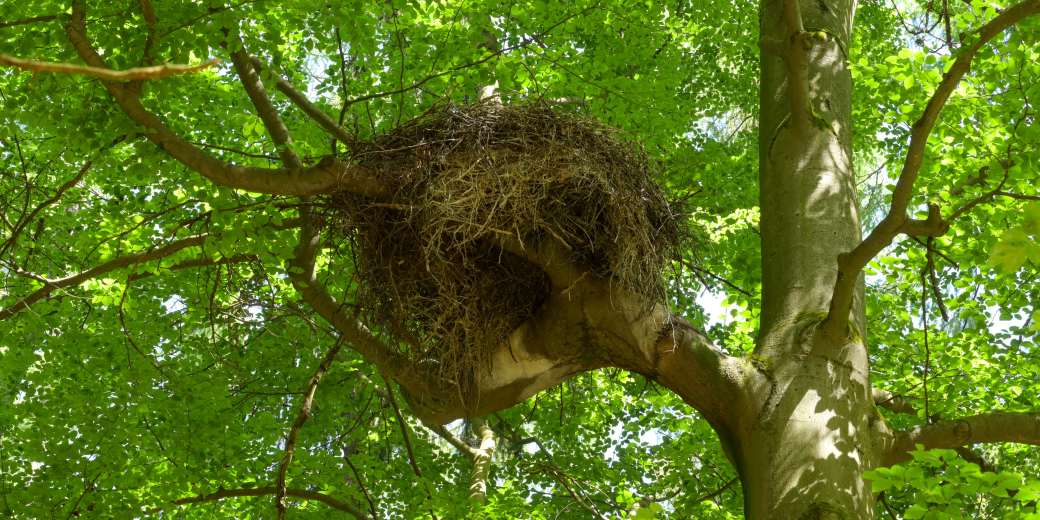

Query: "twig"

xmin=921 ymin=267 xmax=932 ymax=422
xmin=343 ymin=454 xmax=378 ymax=517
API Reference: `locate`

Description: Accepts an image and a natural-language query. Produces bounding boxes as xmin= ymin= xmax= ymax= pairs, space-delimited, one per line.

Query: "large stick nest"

xmin=326 ymin=102 xmax=683 ymax=401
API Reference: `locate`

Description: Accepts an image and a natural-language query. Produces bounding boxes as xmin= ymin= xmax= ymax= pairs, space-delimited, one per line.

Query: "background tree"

xmin=1 ymin=0 xmax=1038 ymax=518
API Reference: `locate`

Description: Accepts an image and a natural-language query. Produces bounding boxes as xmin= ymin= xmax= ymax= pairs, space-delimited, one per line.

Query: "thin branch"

xmin=682 ymin=260 xmax=753 ymax=297
xmin=553 ymin=470 xmax=609 ymax=520
xmin=162 ymin=485 xmax=370 ymax=519
xmin=0 ymin=234 xmax=207 ymax=321
xmin=384 ymin=379 xmax=424 ymax=478
xmin=247 ymin=56 xmax=359 ymax=151
xmin=878 ymin=492 xmax=900 ymax=519
xmin=822 ymin=0 xmax=1040 ymax=340
xmin=427 ymin=422 xmax=476 ymax=457
xmin=0 ymin=134 xmax=128 ymax=259
xmin=996 ymin=190 xmax=1040 ymax=201
xmin=921 ymin=267 xmax=932 ymax=422
xmin=925 ymin=238 xmax=950 ymax=321
xmin=126 ymin=254 xmax=258 ymax=281
xmin=693 ymin=477 xmax=737 ymax=503
xmin=117 ymin=280 xmax=165 ymax=374
xmin=343 ymin=454 xmax=378 ymax=517
xmin=0 ymin=15 xmax=60 ymax=29
xmin=0 ymin=53 xmax=218 ymax=81
xmin=275 ymin=340 xmax=344 ymax=519
xmin=384 ymin=378 xmax=440 ymax=519
xmin=886 ymin=412 xmax=1040 ymax=465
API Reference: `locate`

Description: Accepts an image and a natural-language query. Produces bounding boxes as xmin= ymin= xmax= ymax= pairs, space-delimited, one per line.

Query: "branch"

xmin=275 ymin=340 xmax=343 ymax=519
xmin=782 ymin=0 xmax=811 ymax=133
xmin=126 ymin=253 xmax=257 ymax=281
xmin=228 ymin=43 xmax=302 ymax=169
xmin=427 ymin=422 xmax=477 ymax=457
xmin=468 ymin=419 xmax=497 ymax=503
xmin=0 ymin=53 xmax=218 ymax=81
xmin=384 ymin=378 xmax=440 ymax=516
xmin=163 ymin=485 xmax=369 ymax=519
xmin=63 ymin=4 xmax=385 ymax=198
xmin=646 ymin=315 xmax=751 ymax=433
xmin=385 ymin=378 xmax=424 ymax=479
xmin=246 ymin=56 xmax=359 ymax=151
xmin=822 ymin=0 xmax=1040 ymax=340
xmin=0 ymin=235 xmax=207 ymax=321
xmin=285 ymin=186 xmax=433 ymax=410
xmin=0 ymin=15 xmax=60 ymax=29
xmin=885 ymin=412 xmax=1040 ymax=465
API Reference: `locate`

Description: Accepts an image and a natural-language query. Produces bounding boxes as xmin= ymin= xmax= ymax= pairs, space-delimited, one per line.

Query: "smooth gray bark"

xmin=744 ymin=0 xmax=884 ymax=517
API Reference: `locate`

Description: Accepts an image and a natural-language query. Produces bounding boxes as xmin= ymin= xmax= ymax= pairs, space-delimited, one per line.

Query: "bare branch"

xmin=161 ymin=485 xmax=369 ymax=519
xmin=385 ymin=378 xmax=425 ymax=479
xmin=0 ymin=53 xmax=218 ymax=81
xmin=822 ymin=0 xmax=1040 ymax=340
xmin=275 ymin=340 xmax=343 ymax=519
xmin=0 ymin=235 xmax=207 ymax=321
xmin=886 ymin=412 xmax=1040 ymax=465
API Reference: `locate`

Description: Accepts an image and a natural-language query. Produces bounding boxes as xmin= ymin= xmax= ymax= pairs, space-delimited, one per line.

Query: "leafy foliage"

xmin=0 ymin=0 xmax=1037 ymax=518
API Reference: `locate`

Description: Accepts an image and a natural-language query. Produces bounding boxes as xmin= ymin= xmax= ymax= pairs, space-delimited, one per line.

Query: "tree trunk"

xmin=745 ymin=0 xmax=885 ymax=517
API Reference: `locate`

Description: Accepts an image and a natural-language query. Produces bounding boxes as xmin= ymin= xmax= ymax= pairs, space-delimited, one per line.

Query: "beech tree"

xmin=1 ymin=0 xmax=1039 ymax=518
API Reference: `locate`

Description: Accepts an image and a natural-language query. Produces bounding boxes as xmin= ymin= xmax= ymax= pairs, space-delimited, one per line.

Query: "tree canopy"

xmin=0 ymin=0 xmax=1038 ymax=518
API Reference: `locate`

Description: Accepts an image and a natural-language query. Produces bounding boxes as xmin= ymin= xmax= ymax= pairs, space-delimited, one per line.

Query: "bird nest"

xmin=325 ymin=102 xmax=683 ymax=401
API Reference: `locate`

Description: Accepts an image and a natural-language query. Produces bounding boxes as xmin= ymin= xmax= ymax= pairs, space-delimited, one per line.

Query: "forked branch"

xmin=822 ymin=0 xmax=1040 ymax=340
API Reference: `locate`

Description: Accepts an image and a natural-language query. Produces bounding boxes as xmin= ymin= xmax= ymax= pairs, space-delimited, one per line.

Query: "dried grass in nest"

xmin=326 ymin=101 xmax=683 ymax=403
